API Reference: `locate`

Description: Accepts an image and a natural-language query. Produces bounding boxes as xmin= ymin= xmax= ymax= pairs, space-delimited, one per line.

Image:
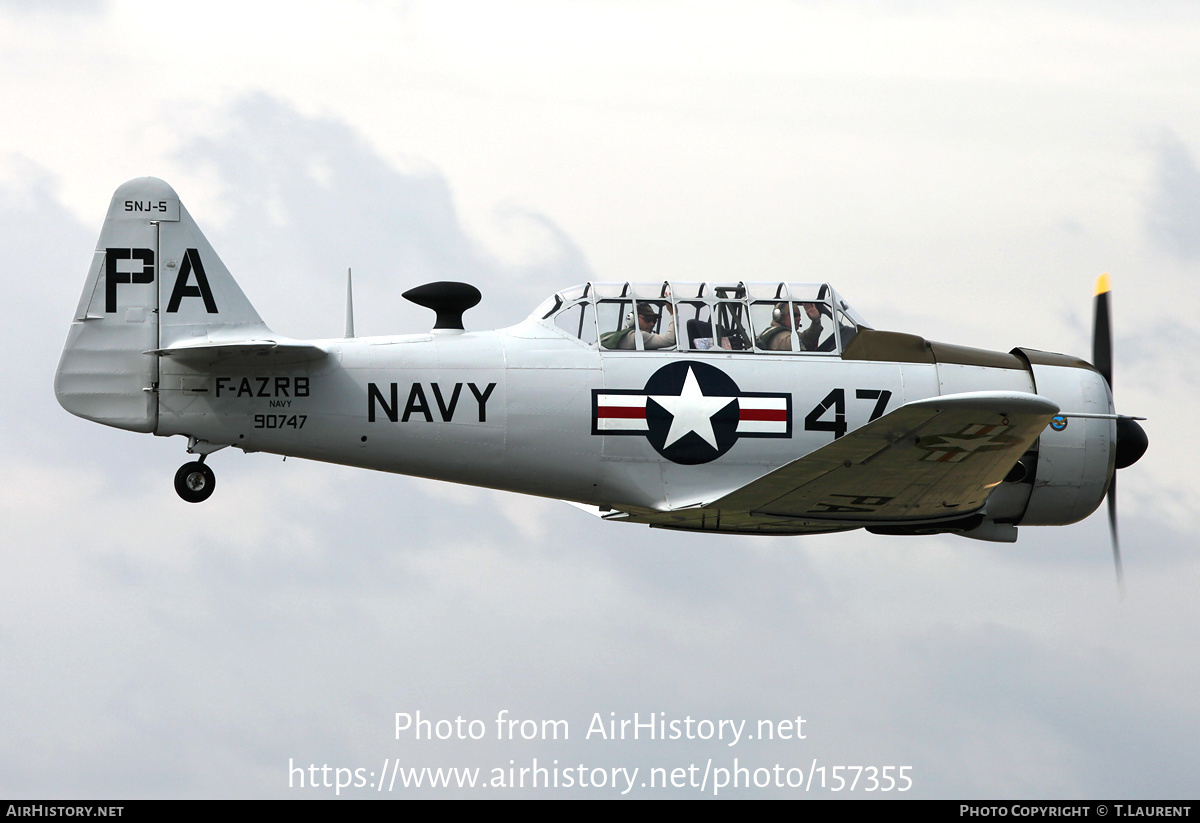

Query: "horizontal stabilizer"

xmin=152 ymin=338 xmax=328 ymax=365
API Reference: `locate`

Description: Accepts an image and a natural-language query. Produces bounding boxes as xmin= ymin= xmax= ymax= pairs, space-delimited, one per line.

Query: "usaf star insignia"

xmin=592 ymin=360 xmax=791 ymax=464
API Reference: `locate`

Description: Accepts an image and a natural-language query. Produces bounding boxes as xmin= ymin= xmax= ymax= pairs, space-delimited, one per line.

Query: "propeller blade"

xmin=1093 ymin=273 xmax=1125 ymax=598
xmin=1092 ymin=273 xmax=1113 ymax=387
xmin=1107 ymin=473 xmax=1126 ymax=600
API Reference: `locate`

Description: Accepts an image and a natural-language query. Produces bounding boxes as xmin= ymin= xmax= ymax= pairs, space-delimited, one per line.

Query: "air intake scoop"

xmin=402 ymin=281 xmax=482 ymax=332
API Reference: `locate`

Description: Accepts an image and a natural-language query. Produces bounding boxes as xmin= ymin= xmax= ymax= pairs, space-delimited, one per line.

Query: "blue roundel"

xmin=1049 ymin=415 xmax=1068 ymax=431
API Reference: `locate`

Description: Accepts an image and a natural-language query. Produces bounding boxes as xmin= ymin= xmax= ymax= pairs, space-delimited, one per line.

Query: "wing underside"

xmin=603 ymin=391 xmax=1059 ymax=535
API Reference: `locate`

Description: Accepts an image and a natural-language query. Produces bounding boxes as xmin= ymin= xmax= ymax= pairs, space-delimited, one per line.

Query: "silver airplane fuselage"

xmin=56 ymin=177 xmax=1129 ymax=542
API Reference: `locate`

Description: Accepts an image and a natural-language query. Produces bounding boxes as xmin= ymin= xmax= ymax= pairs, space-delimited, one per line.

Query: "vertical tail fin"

xmin=55 ymin=177 xmax=270 ymax=432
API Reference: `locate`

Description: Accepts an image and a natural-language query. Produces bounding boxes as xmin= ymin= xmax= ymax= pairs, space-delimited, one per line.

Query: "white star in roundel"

xmin=649 ymin=366 xmax=736 ymax=449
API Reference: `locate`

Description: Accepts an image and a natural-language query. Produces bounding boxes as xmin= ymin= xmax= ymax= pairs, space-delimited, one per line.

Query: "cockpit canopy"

xmin=530 ymin=282 xmax=871 ymax=354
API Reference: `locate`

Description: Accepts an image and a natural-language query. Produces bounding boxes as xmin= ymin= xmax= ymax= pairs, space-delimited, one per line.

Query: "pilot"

xmin=756 ymin=301 xmax=822 ymax=351
xmin=606 ymin=301 xmax=676 ymax=350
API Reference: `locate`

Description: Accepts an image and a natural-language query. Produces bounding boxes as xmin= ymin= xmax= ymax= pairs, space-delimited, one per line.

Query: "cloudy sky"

xmin=3 ymin=0 xmax=1198 ymax=798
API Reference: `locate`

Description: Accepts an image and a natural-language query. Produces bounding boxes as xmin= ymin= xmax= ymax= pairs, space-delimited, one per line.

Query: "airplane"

xmin=56 ymin=178 xmax=1147 ymax=574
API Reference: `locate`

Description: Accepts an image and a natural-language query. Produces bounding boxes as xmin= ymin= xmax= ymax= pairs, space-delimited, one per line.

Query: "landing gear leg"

xmin=174 ymin=457 xmax=216 ymax=503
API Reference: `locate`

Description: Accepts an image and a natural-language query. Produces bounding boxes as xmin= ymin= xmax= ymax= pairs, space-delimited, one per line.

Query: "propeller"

xmin=1092 ymin=274 xmax=1148 ymax=599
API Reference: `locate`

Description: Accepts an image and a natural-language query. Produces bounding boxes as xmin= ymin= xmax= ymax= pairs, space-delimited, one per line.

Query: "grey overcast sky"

xmin=2 ymin=0 xmax=1198 ymax=798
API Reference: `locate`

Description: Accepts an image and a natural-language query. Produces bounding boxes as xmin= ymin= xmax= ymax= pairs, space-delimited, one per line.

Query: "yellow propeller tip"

xmin=1094 ymin=273 xmax=1111 ymax=296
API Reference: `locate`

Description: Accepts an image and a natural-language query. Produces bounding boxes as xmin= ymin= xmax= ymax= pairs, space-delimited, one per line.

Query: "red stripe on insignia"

xmin=739 ymin=409 xmax=788 ymax=422
xmin=597 ymin=406 xmax=647 ymax=419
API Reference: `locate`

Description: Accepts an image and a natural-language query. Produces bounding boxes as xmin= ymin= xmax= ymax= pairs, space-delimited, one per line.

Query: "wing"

xmin=709 ymin=390 xmax=1058 ymax=525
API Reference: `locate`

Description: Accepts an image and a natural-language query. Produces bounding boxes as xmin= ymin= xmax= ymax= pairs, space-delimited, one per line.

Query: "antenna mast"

xmin=345 ymin=268 xmax=355 ymax=338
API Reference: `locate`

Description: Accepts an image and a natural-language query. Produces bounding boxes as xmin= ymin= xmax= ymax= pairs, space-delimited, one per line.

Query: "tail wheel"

xmin=174 ymin=461 xmax=216 ymax=503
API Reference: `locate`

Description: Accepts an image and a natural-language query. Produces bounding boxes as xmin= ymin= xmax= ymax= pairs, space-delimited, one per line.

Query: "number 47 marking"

xmin=803 ymin=389 xmax=892 ymax=439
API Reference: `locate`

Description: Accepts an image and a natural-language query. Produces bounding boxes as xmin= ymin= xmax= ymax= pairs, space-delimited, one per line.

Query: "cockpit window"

xmin=750 ymin=300 xmax=833 ymax=352
xmin=534 ymin=281 xmax=867 ymax=354
xmin=597 ymin=298 xmax=676 ymax=350
xmin=677 ymin=301 xmax=715 ymax=350
xmin=534 ymin=294 xmax=561 ymax=321
xmin=713 ymin=300 xmax=752 ymax=350
xmin=553 ymin=300 xmax=597 ymax=344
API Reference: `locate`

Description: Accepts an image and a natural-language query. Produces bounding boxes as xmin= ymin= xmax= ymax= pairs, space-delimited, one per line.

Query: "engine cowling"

xmin=1012 ymin=349 xmax=1114 ymax=526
